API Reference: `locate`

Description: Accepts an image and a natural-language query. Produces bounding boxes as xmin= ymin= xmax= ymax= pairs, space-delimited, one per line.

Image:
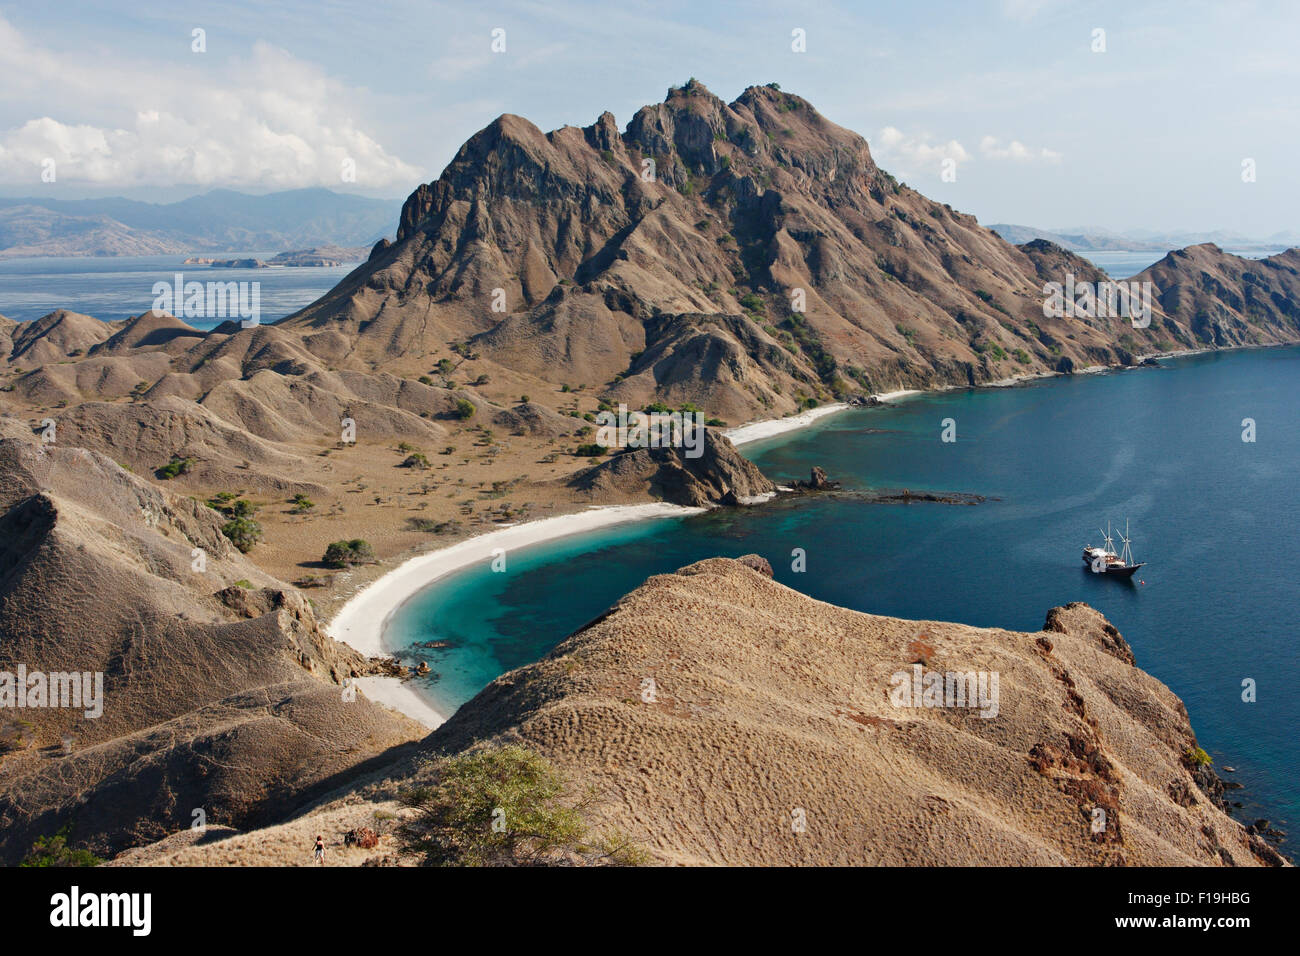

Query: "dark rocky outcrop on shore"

xmin=568 ymin=427 xmax=774 ymax=507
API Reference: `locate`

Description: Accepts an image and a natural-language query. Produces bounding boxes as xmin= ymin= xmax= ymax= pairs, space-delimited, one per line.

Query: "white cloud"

xmin=978 ymin=135 xmax=1062 ymax=163
xmin=875 ymin=126 xmax=970 ymax=172
xmin=0 ymin=18 xmax=422 ymax=189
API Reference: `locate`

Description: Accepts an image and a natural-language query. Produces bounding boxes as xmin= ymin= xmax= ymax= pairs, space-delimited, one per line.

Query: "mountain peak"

xmin=286 ymin=84 xmax=1300 ymax=422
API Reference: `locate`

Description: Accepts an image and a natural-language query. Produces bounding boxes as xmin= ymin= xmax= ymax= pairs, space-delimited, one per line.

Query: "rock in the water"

xmin=790 ymin=466 xmax=840 ymax=491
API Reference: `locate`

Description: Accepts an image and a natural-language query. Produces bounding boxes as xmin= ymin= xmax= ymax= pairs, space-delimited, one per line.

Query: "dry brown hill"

xmin=115 ymin=556 xmax=1284 ymax=867
xmin=0 ymin=431 xmax=423 ymax=864
xmin=410 ymin=556 xmax=1287 ymax=866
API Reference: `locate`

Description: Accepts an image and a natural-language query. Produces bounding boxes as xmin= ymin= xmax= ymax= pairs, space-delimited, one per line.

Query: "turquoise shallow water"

xmin=387 ymin=347 xmax=1300 ymax=837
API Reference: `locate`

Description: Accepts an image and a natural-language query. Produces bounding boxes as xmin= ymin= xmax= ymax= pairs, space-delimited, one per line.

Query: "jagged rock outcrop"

xmin=568 ymin=427 xmax=774 ymax=506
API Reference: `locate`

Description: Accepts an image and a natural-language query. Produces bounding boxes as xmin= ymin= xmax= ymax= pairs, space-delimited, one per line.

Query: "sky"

xmin=0 ymin=0 xmax=1296 ymax=236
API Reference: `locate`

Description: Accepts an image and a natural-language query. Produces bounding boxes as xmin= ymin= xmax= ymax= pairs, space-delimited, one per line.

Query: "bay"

xmin=388 ymin=347 xmax=1300 ymax=838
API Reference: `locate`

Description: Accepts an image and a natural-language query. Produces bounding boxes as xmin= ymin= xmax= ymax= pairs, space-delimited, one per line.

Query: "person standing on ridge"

xmin=313 ymin=835 xmax=325 ymax=865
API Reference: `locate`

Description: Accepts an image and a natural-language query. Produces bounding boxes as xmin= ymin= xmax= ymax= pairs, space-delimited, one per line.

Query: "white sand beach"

xmin=331 ymin=391 xmax=941 ymax=728
xmin=725 ymin=390 xmax=923 ymax=446
xmin=328 ymin=503 xmax=704 ymax=727
xmin=725 ymin=403 xmax=849 ymax=446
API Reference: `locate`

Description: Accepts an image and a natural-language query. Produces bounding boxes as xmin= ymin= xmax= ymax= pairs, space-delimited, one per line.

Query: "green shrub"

xmin=398 ymin=745 xmax=645 ymax=866
xmin=574 ymin=444 xmax=608 ymax=457
xmin=21 ymin=828 xmax=102 ymax=867
xmin=290 ymin=494 xmax=315 ymax=513
xmin=156 ymin=456 xmax=196 ymax=480
xmin=221 ymin=517 xmax=262 ymax=553
xmin=323 ymin=539 xmax=376 ymax=568
xmin=455 ymin=399 xmax=476 ymax=420
xmin=401 ymin=453 xmax=431 ymax=469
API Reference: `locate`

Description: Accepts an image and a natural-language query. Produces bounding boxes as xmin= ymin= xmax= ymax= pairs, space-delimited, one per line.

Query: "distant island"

xmin=0 ymin=188 xmax=400 ymax=260
xmin=182 ymin=246 xmax=368 ymax=268
xmin=988 ymin=222 xmax=1299 ymax=255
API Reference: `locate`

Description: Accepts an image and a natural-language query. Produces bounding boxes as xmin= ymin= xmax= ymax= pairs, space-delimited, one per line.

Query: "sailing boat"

xmin=1082 ymin=519 xmax=1145 ymax=578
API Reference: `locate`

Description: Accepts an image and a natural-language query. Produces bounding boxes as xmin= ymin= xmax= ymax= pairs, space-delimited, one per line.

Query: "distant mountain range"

xmin=988 ymin=223 xmax=1300 ymax=254
xmin=0 ymin=188 xmax=403 ymax=259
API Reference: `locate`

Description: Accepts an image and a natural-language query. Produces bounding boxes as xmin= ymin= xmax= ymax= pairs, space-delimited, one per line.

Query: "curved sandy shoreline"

xmin=327 ymin=387 xmax=931 ymax=728
xmin=725 ymin=390 xmax=922 ymax=447
xmin=328 ymin=503 xmax=703 ymax=727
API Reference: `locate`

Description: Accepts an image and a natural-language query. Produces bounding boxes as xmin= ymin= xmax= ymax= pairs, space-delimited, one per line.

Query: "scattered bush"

xmin=156 ymin=456 xmax=196 ymax=480
xmin=455 ymin=399 xmax=476 ymax=420
xmin=401 ymin=453 xmax=431 ymax=469
xmin=221 ymin=517 xmax=262 ymax=553
xmin=323 ymin=539 xmax=376 ymax=568
xmin=574 ymin=443 xmax=608 ymax=457
xmin=398 ymin=745 xmax=645 ymax=866
xmin=21 ymin=828 xmax=102 ymax=867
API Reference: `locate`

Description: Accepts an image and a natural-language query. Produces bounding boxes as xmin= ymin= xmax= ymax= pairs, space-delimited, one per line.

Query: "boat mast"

xmin=1119 ymin=519 xmax=1133 ymax=565
xmin=1100 ymin=520 xmax=1115 ymax=555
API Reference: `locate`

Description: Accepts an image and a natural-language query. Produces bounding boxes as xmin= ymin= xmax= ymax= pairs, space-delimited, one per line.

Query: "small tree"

xmin=156 ymin=456 xmax=195 ymax=480
xmin=455 ymin=399 xmax=476 ymax=420
xmin=399 ymin=746 xmax=644 ymax=866
xmin=21 ymin=828 xmax=102 ymax=867
xmin=221 ymin=517 xmax=262 ymax=553
xmin=323 ymin=539 xmax=376 ymax=568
